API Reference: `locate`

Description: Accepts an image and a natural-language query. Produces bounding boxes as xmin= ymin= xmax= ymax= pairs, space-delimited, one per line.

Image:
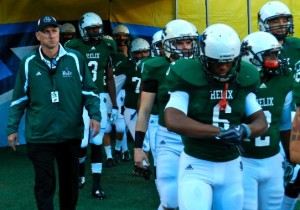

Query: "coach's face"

xmin=36 ymin=26 xmax=60 ymax=50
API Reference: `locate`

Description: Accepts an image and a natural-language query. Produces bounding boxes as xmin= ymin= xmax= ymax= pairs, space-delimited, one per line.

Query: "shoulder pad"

xmin=142 ymin=57 xmax=170 ymax=80
xmin=286 ymin=37 xmax=300 ymax=48
xmin=170 ymin=59 xmax=207 ymax=86
xmin=102 ymin=38 xmax=117 ymax=52
xmin=65 ymin=38 xmax=82 ymax=48
xmin=236 ymin=61 xmax=260 ymax=88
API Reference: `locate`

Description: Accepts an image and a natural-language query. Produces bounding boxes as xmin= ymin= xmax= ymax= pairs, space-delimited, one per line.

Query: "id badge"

xmin=51 ymin=91 xmax=59 ymax=103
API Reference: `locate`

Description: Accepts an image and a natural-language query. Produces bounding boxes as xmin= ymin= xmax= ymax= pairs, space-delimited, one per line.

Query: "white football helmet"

xmin=200 ymin=23 xmax=241 ymax=83
xmin=151 ymin=30 xmax=164 ymax=57
xmin=162 ymin=19 xmax=199 ymax=59
xmin=130 ymin=38 xmax=150 ymax=61
xmin=78 ymin=12 xmax=103 ymax=41
xmin=242 ymin=31 xmax=288 ymax=75
xmin=103 ymin=35 xmax=113 ymax=40
xmin=60 ymin=23 xmax=76 ymax=33
xmin=112 ymin=24 xmax=130 ymax=46
xmin=258 ymin=1 xmax=294 ymax=40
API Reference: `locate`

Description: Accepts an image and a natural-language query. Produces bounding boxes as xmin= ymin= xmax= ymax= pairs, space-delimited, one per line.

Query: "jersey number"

xmin=88 ymin=61 xmax=98 ymax=82
xmin=254 ymin=110 xmax=271 ymax=147
xmin=132 ymin=77 xmax=141 ymax=93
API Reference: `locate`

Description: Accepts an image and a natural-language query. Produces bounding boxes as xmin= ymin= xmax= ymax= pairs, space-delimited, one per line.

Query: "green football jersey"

xmin=241 ymin=73 xmax=292 ymax=158
xmin=142 ymin=56 xmax=171 ymax=125
xmin=293 ymin=63 xmax=300 ymax=105
xmin=284 ymin=37 xmax=300 ymax=72
xmin=136 ymin=56 xmax=161 ymax=116
xmin=66 ymin=38 xmax=117 ymax=93
xmin=115 ymin=59 xmax=140 ymax=109
xmin=166 ymin=59 xmax=260 ymax=162
xmin=112 ymin=52 xmax=127 ymax=67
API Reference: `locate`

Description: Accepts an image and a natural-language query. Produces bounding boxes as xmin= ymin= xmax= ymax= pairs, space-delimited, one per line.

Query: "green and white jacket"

xmin=7 ymin=44 xmax=100 ymax=143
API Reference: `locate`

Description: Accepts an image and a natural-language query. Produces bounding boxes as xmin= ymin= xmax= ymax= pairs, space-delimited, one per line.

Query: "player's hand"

xmin=8 ymin=133 xmax=19 ymax=151
xmin=109 ymin=107 xmax=118 ymax=125
xmin=134 ymin=148 xmax=149 ymax=169
xmin=90 ymin=119 xmax=100 ymax=137
xmin=217 ymin=124 xmax=250 ymax=145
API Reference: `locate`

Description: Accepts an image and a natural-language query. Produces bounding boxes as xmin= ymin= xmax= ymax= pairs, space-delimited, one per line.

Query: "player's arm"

xmin=165 ymin=91 xmax=221 ymax=138
xmin=290 ymin=106 xmax=300 ymax=163
xmin=134 ymin=80 xmax=157 ymax=168
xmin=279 ymin=91 xmax=293 ymax=158
xmin=105 ymin=56 xmax=117 ymax=108
xmin=242 ymin=92 xmax=268 ymax=138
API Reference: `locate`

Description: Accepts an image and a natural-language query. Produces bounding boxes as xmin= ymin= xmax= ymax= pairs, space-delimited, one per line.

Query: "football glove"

xmin=283 ymin=160 xmax=296 ymax=187
xmin=109 ymin=108 xmax=118 ymax=125
xmin=217 ymin=124 xmax=251 ymax=145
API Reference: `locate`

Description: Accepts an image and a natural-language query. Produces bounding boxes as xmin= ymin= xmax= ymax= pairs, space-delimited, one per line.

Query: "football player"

xmin=103 ymin=25 xmax=132 ymax=167
xmin=241 ymin=31 xmax=292 ymax=210
xmin=258 ymin=2 xmax=300 ymax=209
xmin=60 ymin=22 xmax=76 ymax=45
xmin=65 ymin=12 xmax=118 ymax=200
xmin=164 ymin=23 xmax=268 ymax=210
xmin=114 ymin=38 xmax=153 ymax=177
xmin=150 ymin=30 xmax=165 ymax=57
xmin=134 ymin=19 xmax=199 ymax=210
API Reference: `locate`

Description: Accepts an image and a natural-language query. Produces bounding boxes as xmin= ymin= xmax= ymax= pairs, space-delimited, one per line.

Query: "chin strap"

xmin=218 ymin=83 xmax=229 ymax=111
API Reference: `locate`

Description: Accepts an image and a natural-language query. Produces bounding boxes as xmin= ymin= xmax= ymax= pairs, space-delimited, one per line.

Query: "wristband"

xmin=134 ymin=131 xmax=146 ymax=148
xmin=241 ymin=123 xmax=251 ymax=137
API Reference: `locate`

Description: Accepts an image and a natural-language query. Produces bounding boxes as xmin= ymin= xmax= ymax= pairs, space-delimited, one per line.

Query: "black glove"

xmin=217 ymin=124 xmax=251 ymax=145
xmin=283 ymin=159 xmax=296 ymax=187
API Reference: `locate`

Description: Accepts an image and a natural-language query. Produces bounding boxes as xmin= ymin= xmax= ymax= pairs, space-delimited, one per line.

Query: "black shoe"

xmin=92 ymin=188 xmax=106 ymax=200
xmin=78 ymin=176 xmax=85 ymax=189
xmin=133 ymin=165 xmax=152 ymax=180
xmin=122 ymin=150 xmax=132 ymax=161
xmin=114 ymin=150 xmax=122 ymax=164
xmin=104 ymin=158 xmax=114 ymax=168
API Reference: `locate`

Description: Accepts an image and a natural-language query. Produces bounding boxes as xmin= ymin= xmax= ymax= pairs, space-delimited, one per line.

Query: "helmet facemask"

xmin=113 ymin=33 xmax=130 ymax=46
xmin=151 ymin=41 xmax=164 ymax=57
xmin=200 ymin=54 xmax=240 ymax=84
xmin=162 ymin=19 xmax=199 ymax=59
xmin=260 ymin=15 xmax=294 ymax=41
xmin=242 ymin=31 xmax=289 ymax=76
xmin=113 ymin=25 xmax=130 ymax=46
xmin=246 ymin=47 xmax=288 ymax=76
xmin=85 ymin=26 xmax=103 ymax=41
xmin=199 ymin=25 xmax=242 ymax=84
xmin=78 ymin=12 xmax=103 ymax=42
xmin=258 ymin=1 xmax=294 ymax=41
xmin=130 ymin=38 xmax=151 ymax=63
xmin=164 ymin=36 xmax=199 ymax=59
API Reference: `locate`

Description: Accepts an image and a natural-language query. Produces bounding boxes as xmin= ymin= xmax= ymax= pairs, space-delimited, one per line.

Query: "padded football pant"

xmin=27 ymin=140 xmax=81 ymax=210
xmin=178 ymin=152 xmax=243 ymax=210
xmin=242 ymin=153 xmax=284 ymax=210
xmin=80 ymin=93 xmax=107 ymax=174
xmin=156 ymin=125 xmax=183 ymax=209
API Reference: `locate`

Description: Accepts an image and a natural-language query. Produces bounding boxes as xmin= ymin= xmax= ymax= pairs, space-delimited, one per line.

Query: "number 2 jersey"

xmin=166 ymin=59 xmax=260 ymax=162
xmin=65 ymin=37 xmax=117 ymax=93
xmin=241 ymin=73 xmax=293 ymax=158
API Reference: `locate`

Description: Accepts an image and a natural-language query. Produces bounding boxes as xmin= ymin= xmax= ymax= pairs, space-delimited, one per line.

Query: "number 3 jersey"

xmin=65 ymin=38 xmax=117 ymax=93
xmin=166 ymin=59 xmax=260 ymax=162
